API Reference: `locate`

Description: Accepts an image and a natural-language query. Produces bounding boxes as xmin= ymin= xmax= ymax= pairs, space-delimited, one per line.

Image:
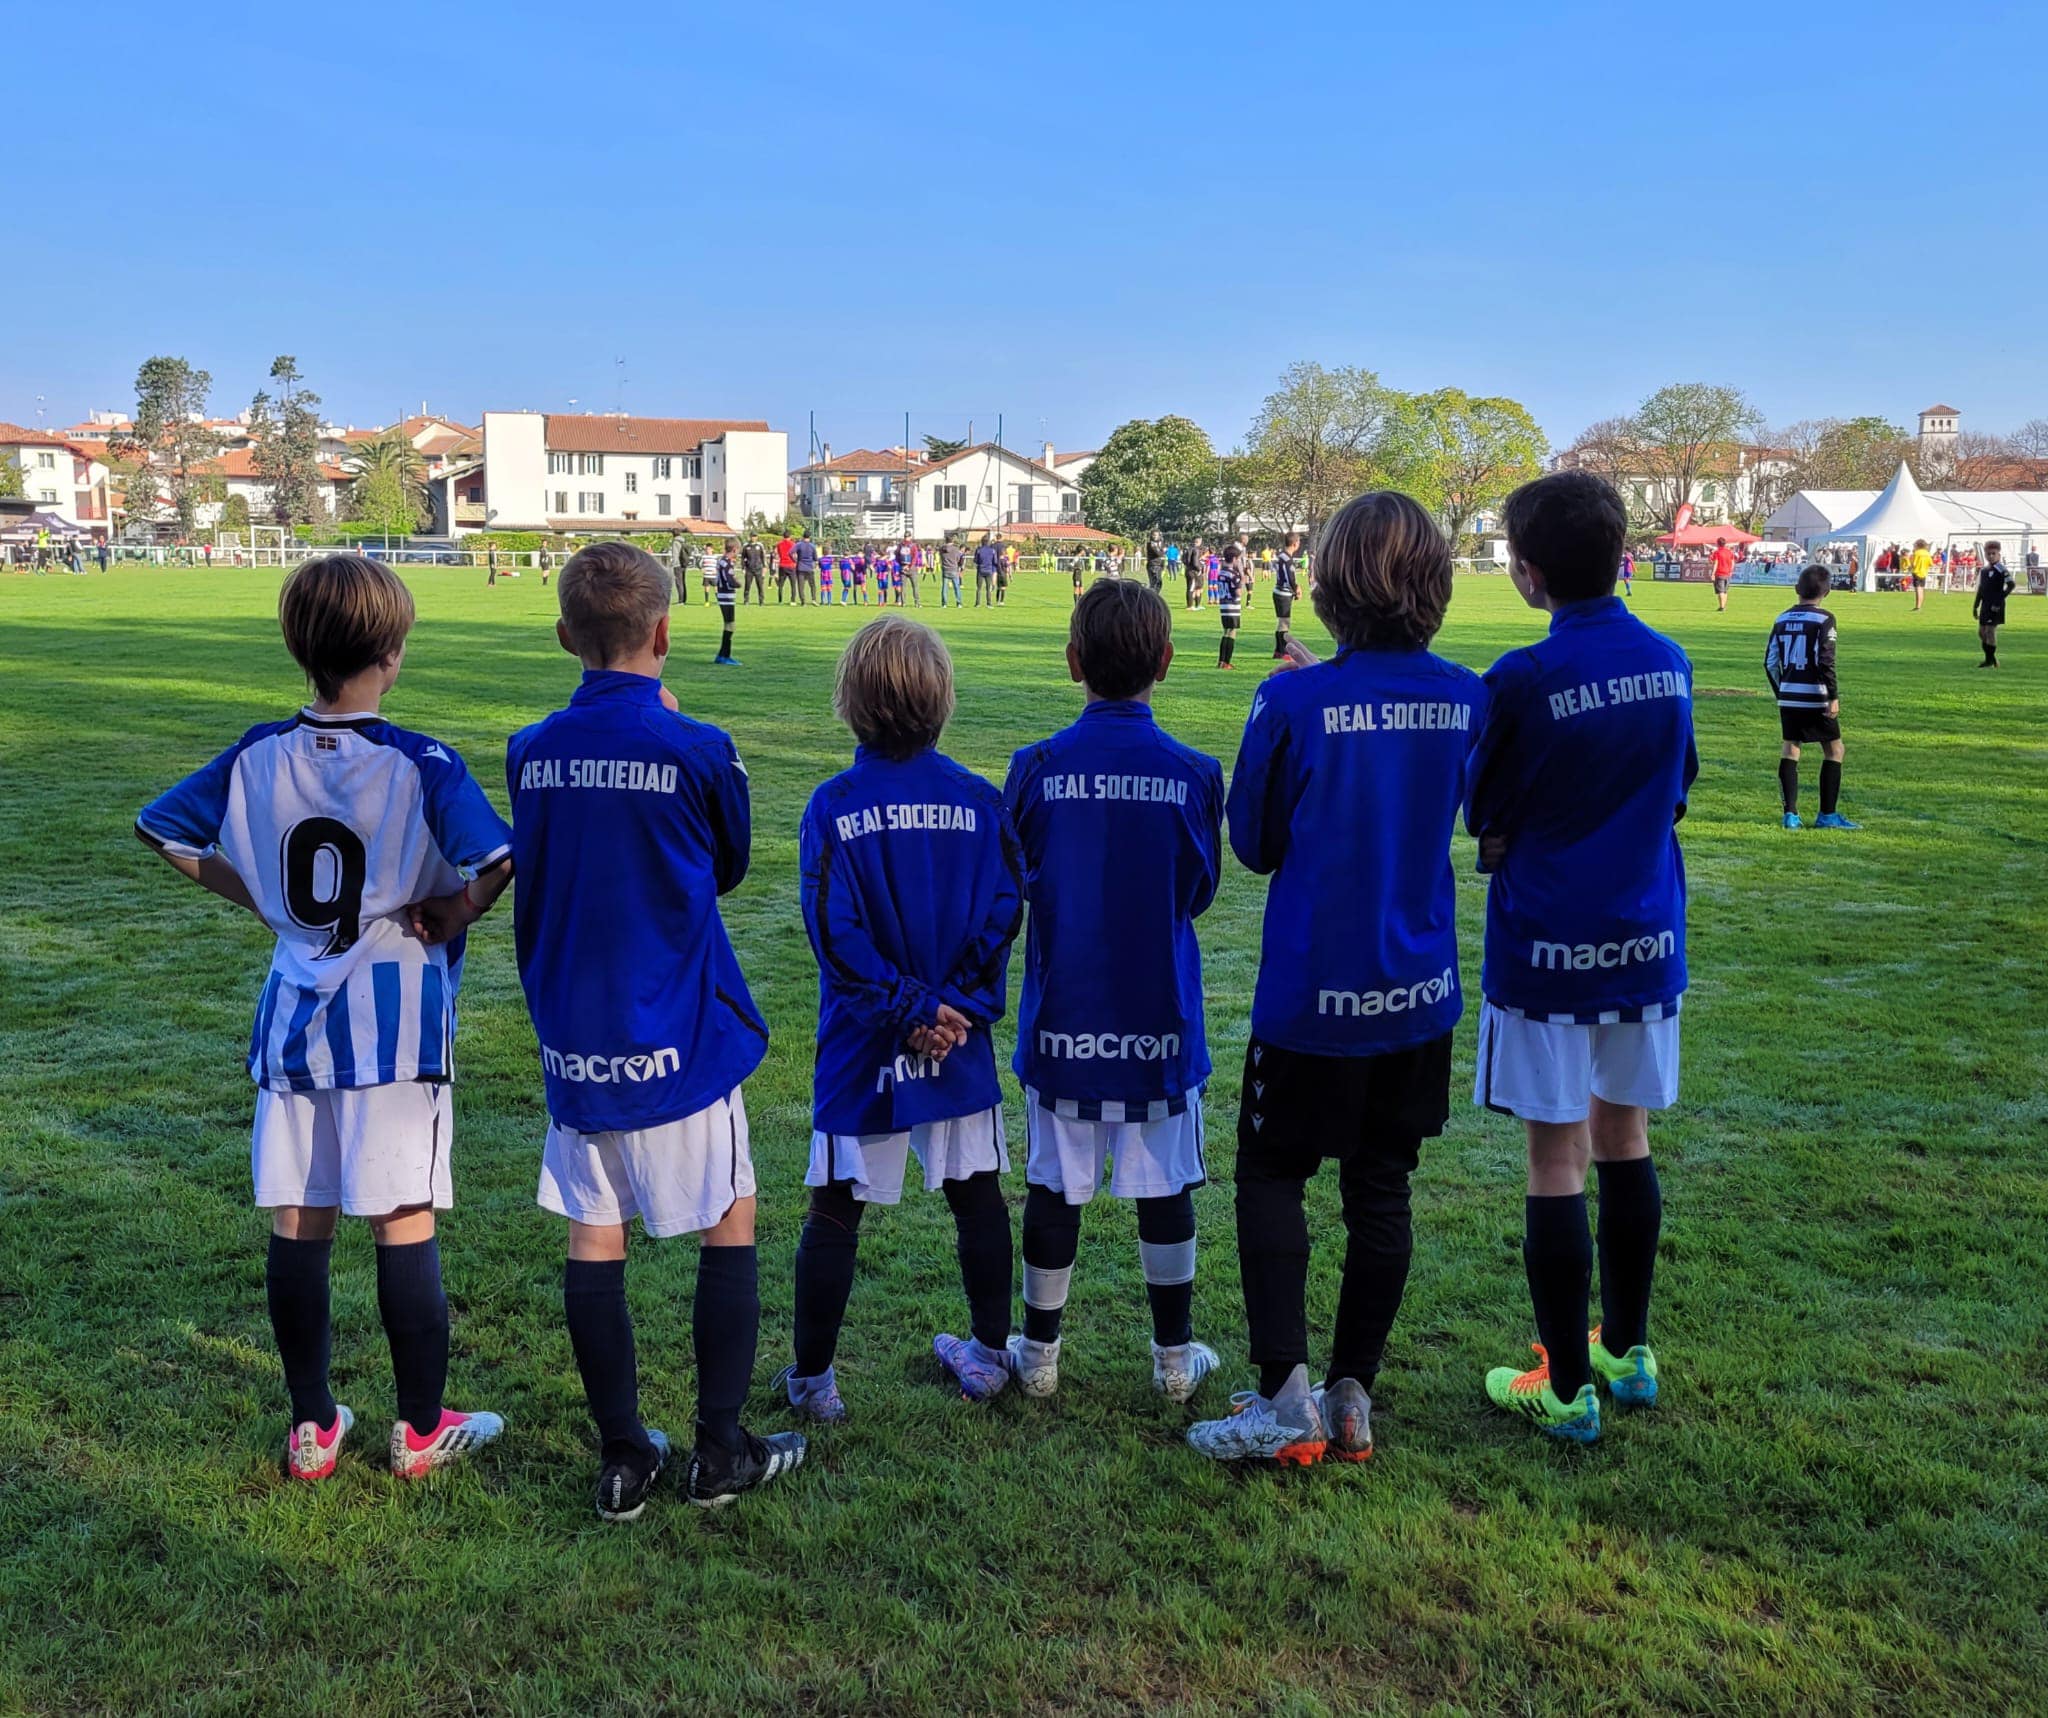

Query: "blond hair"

xmin=278 ymin=553 xmax=416 ymax=702
xmin=558 ymin=541 xmax=673 ymax=665
xmin=1311 ymin=491 xmax=1453 ymax=649
xmin=833 ymin=615 xmax=955 ymax=759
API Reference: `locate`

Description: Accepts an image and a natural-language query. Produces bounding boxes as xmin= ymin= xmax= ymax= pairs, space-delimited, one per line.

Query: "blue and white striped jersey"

xmin=136 ymin=710 xmax=512 ymax=1092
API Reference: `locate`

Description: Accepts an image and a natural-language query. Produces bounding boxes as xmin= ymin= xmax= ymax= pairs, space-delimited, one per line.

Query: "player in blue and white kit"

xmin=507 ymin=542 xmax=804 ymax=1518
xmin=1187 ymin=493 xmax=1485 ymax=1467
xmin=135 ymin=554 xmax=512 ymax=1484
xmin=1002 ymin=581 xmax=1226 ymax=1405
xmin=784 ymin=616 xmax=1025 ymax=1418
xmin=1467 ymin=471 xmax=1695 ymax=1442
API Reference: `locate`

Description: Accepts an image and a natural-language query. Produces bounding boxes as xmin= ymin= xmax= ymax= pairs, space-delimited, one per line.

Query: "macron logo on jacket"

xmin=542 ymin=1044 xmax=683 ymax=1084
xmin=1530 ymin=931 xmax=1675 ymax=972
xmin=1036 ymin=1028 xmax=1182 ymax=1062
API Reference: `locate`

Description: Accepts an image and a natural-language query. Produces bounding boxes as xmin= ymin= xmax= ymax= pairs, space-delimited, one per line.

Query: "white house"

xmin=1044 ymin=444 xmax=1097 ymax=483
xmin=477 ymin=411 xmax=787 ymax=536
xmin=792 ymin=441 xmax=1081 ymax=542
xmin=1550 ymin=442 xmax=1794 ymax=527
xmin=0 ymin=423 xmax=114 ymax=532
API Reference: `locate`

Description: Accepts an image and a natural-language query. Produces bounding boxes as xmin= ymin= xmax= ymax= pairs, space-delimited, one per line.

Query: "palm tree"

xmin=345 ymin=429 xmax=429 ymax=530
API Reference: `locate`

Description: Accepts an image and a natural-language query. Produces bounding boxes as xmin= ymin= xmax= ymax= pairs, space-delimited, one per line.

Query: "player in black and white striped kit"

xmin=1764 ymin=563 xmax=1856 ymax=829
xmin=1215 ymin=544 xmax=1246 ymax=668
xmin=1270 ymin=534 xmax=1301 ymax=658
xmin=712 ymin=540 xmax=741 ymax=666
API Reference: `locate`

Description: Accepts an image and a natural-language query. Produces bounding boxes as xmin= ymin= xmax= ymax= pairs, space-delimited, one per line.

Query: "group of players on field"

xmin=133 ymin=468 xmax=1992 ymax=1521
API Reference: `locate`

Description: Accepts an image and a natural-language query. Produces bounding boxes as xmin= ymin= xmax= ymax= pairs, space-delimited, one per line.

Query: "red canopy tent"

xmin=1655 ymin=523 xmax=1759 ymax=548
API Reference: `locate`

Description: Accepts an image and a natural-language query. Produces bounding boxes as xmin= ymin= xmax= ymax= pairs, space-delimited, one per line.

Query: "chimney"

xmin=1043 ymin=441 xmax=1056 ymax=469
xmin=821 ymin=442 xmax=833 ymax=465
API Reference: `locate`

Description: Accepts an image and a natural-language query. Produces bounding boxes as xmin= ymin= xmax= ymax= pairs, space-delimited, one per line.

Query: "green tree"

xmin=250 ymin=356 xmax=327 ymax=526
xmin=1629 ymin=383 xmax=1761 ymax=530
xmin=220 ymin=493 xmax=252 ymax=530
xmin=0 ymin=456 xmax=23 ymax=500
xmin=1246 ymin=361 xmax=1396 ymax=538
xmin=922 ymin=434 xmax=968 ymax=460
xmin=1391 ymin=390 xmax=1548 ymax=544
xmin=1078 ymin=415 xmax=1216 ymax=539
xmin=111 ymin=356 xmax=222 ymax=534
xmin=1212 ymin=449 xmax=1272 ymax=539
xmin=1778 ymin=416 xmax=1914 ymax=493
xmin=344 ymin=429 xmax=429 ymax=533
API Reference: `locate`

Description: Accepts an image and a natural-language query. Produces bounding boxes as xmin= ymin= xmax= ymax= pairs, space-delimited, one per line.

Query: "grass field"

xmin=2 ymin=565 xmax=2044 ymax=1716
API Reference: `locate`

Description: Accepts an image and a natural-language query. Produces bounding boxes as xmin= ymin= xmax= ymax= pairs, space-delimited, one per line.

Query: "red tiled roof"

xmin=0 ymin=421 xmax=93 ymax=454
xmin=1920 ymin=403 xmax=1960 ymax=416
xmin=543 ymin=414 xmax=769 ymax=455
xmin=989 ymin=521 xmax=1115 ymax=541
xmin=1051 ymin=449 xmax=1097 ymax=465
xmin=907 ymin=442 xmax=1074 ymax=487
xmin=196 ymin=447 xmax=350 ymax=482
xmin=792 ymin=446 xmax=926 ymax=476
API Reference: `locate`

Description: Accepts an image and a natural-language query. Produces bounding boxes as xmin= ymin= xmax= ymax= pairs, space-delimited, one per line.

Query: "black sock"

xmin=942 ymin=1170 xmax=1014 ymax=1351
xmin=1778 ymin=757 xmax=1800 ymax=814
xmin=718 ymin=627 xmax=733 ymax=657
xmin=694 ymin=1244 xmax=759 ymax=1453
xmin=1237 ymin=1170 xmax=1311 ymax=1399
xmin=792 ymin=1182 xmax=864 ymax=1377
xmin=1819 ymin=759 xmax=1842 ymax=817
xmin=1136 ymin=1191 xmax=1196 ymax=1347
xmin=375 ymin=1237 xmax=449 ymax=1432
xmin=1593 ymin=1157 xmax=1662 ymax=1355
xmin=265 ymin=1234 xmax=337 ymax=1426
xmin=1523 ymin=1195 xmax=1593 ymax=1399
xmin=564 ymin=1257 xmax=653 ymax=1466
xmin=1021 ymin=1183 xmax=1079 ymax=1343
xmin=1219 ymin=634 xmax=1236 ymax=666
xmin=1274 ymin=629 xmax=1287 ymax=656
xmin=1329 ymin=1139 xmax=1421 ymax=1391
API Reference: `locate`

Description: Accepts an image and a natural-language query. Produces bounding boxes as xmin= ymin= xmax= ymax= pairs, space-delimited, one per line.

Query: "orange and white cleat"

xmin=1186 ymin=1364 xmax=1326 ymax=1466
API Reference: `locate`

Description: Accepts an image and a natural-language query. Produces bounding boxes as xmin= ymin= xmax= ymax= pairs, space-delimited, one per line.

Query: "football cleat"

xmin=1314 ymin=1378 xmax=1374 ymax=1462
xmin=1588 ymin=1329 xmax=1659 ymax=1407
xmin=1006 ymin=1334 xmax=1061 ymax=1399
xmin=389 ymin=1407 xmax=506 ymax=1479
xmin=285 ymin=1404 xmax=353 ymax=1482
xmin=1781 ymin=812 xmax=1802 ymax=830
xmin=712 ymin=655 xmax=742 ymax=667
xmin=1151 ymin=1338 xmax=1220 ymax=1405
xmin=685 ymin=1428 xmax=807 ymax=1508
xmin=1484 ymin=1344 xmax=1601 ymax=1443
xmin=595 ymin=1428 xmax=670 ymax=1523
xmin=775 ymin=1363 xmax=849 ymax=1425
xmin=1187 ymin=1365 xmax=1325 ymax=1465
xmin=933 ymin=1332 xmax=1012 ymax=1401
xmin=1814 ymin=812 xmax=1860 ymax=830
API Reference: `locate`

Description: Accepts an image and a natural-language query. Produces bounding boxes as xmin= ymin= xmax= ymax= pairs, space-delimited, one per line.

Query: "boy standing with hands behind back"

xmin=1466 ymin=472 xmax=1695 ymax=1444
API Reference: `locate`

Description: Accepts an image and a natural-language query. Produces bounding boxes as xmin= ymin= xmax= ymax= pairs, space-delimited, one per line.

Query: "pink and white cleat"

xmin=389 ymin=1407 xmax=505 ymax=1479
xmin=286 ymin=1404 xmax=354 ymax=1481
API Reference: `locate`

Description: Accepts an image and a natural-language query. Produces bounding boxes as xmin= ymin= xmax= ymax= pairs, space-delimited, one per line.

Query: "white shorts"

xmin=538 ymin=1088 xmax=755 ymax=1238
xmin=252 ymin=1080 xmax=452 ymax=1215
xmin=1023 ymin=1089 xmax=1208 ymax=1205
xmin=1474 ymin=1001 xmax=1681 ymax=1125
xmin=807 ymin=1106 xmax=1007 ymax=1206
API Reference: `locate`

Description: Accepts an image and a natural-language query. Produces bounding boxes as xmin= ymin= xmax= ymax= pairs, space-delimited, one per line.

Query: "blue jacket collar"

xmin=1549 ymin=595 xmax=1627 ymax=633
xmin=1078 ymin=698 xmax=1156 ymax=723
xmin=572 ymin=669 xmax=666 ymax=705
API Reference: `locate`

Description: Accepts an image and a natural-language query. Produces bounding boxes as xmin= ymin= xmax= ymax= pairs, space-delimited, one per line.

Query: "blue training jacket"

xmin=1004 ymin=700 xmax=1224 ymax=1107
xmin=1465 ymin=596 xmax=1697 ymax=1022
xmin=802 ymin=745 xmax=1023 ymax=1135
xmin=507 ymin=670 xmax=768 ymax=1133
xmin=1228 ymin=644 xmax=1486 ymax=1056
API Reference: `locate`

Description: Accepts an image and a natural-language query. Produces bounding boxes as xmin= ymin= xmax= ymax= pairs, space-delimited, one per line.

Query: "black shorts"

xmin=1236 ymin=1032 xmax=1452 ymax=1172
xmin=1272 ymin=593 xmax=1294 ymax=622
xmin=1779 ymin=708 xmax=1840 ymax=744
xmin=1220 ymin=613 xmax=1240 ymax=634
xmin=1911 ymin=574 xmax=1927 ymax=588
xmin=1978 ymin=606 xmax=2006 ymax=627
xmin=1712 ymin=575 xmax=1730 ymax=593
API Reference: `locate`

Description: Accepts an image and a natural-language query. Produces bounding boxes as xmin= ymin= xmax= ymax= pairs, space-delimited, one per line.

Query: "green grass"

xmin=2 ymin=567 xmax=2044 ymax=1716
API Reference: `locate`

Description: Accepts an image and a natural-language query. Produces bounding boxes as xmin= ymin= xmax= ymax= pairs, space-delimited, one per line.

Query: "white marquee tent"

xmin=1775 ymin=463 xmax=2048 ymax=588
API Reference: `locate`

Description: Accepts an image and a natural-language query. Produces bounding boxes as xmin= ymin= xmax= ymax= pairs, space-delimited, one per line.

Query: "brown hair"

xmin=834 ymin=615 xmax=955 ymax=759
xmin=1071 ymin=579 xmax=1171 ymax=699
xmin=557 ymin=541 xmax=673 ymax=665
xmin=278 ymin=553 xmax=416 ymax=702
xmin=1310 ymin=491 xmax=1453 ymax=649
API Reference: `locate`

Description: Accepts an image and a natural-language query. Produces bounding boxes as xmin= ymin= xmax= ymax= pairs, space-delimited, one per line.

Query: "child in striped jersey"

xmin=1215 ymin=544 xmax=1246 ymax=668
xmin=136 ymin=553 xmax=513 ymax=1484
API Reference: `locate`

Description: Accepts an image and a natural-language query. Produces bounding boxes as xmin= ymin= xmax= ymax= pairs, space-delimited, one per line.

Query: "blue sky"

xmin=11 ymin=1 xmax=2043 ymax=455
